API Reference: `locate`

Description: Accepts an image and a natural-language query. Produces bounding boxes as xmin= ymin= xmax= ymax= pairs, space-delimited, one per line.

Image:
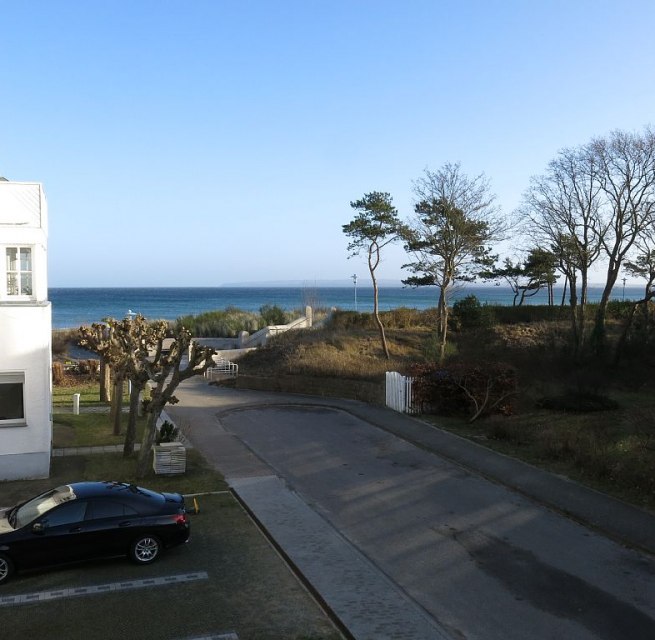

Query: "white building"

xmin=0 ymin=178 xmax=52 ymax=480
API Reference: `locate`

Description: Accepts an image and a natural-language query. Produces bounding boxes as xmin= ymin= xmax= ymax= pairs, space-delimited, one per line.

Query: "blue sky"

xmin=1 ymin=1 xmax=654 ymax=287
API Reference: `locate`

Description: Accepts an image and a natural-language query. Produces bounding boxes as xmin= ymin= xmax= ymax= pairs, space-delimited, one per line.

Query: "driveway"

xmin=167 ymin=378 xmax=655 ymax=640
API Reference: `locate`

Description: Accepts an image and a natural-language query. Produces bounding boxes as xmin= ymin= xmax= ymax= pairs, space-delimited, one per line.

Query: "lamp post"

xmin=622 ymin=277 xmax=627 ymax=301
xmin=351 ymin=274 xmax=358 ymax=311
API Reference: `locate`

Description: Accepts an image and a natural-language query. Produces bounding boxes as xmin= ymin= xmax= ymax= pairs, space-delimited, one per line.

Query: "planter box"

xmin=152 ymin=442 xmax=186 ymax=475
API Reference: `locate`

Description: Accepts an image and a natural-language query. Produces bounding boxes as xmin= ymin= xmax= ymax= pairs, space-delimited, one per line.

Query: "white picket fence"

xmin=385 ymin=371 xmax=418 ymax=414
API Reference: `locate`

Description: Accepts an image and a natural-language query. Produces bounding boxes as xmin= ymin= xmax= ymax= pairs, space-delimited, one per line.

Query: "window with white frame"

xmin=6 ymin=246 xmax=33 ymax=296
xmin=0 ymin=372 xmax=26 ymax=426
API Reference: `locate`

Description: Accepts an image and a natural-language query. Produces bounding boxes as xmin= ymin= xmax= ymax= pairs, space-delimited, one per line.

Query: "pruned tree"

xmin=113 ymin=315 xmax=168 ymax=457
xmin=79 ymin=321 xmax=128 ymax=436
xmin=135 ymin=326 xmax=215 ymax=477
xmin=401 ymin=163 xmax=502 ymax=362
xmin=343 ymin=191 xmax=402 ymax=359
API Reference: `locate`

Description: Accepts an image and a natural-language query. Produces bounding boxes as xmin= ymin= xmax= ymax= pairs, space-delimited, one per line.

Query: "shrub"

xmin=329 ymin=311 xmax=373 ymax=331
xmin=52 ymin=329 xmax=78 ymax=356
xmin=176 ymin=307 xmax=263 ymax=337
xmin=156 ymin=420 xmax=179 ymax=444
xmin=259 ymin=304 xmax=290 ymax=326
xmin=452 ymin=295 xmax=495 ymax=329
xmin=536 ymin=392 xmax=619 ymax=412
xmin=409 ymin=361 xmax=518 ymax=421
xmin=487 ymin=304 xmax=564 ymax=324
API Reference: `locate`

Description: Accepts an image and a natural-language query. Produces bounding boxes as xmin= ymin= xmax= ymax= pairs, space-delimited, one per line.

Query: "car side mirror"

xmin=32 ymin=522 xmax=45 ymax=534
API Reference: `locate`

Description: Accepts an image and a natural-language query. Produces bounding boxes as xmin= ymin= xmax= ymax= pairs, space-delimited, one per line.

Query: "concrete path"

xmin=166 ymin=377 xmax=655 ymax=640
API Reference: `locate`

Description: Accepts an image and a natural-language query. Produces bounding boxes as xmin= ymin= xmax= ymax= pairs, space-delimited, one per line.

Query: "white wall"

xmin=0 ymin=181 xmax=52 ymax=480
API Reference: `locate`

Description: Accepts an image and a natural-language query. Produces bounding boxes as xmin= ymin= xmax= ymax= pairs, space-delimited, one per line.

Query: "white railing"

xmin=205 ymin=356 xmax=239 ymax=381
xmin=385 ymin=371 xmax=418 ymax=414
xmin=238 ymin=306 xmax=314 ymax=348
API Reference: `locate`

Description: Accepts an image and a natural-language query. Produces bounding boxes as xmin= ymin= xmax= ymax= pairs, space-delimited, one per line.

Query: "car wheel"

xmin=0 ymin=553 xmax=14 ymax=586
xmin=130 ymin=535 xmax=162 ymax=564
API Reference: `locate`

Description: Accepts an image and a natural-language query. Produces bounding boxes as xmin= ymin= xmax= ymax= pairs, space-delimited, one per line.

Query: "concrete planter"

xmin=152 ymin=442 xmax=186 ymax=475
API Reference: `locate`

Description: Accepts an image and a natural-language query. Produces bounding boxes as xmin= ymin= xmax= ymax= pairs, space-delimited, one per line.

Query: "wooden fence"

xmin=385 ymin=371 xmax=418 ymax=414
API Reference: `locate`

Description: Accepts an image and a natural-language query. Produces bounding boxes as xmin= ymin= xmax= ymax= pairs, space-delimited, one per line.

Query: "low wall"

xmin=193 ymin=337 xmax=239 ymax=350
xmin=235 ymin=374 xmax=384 ymax=405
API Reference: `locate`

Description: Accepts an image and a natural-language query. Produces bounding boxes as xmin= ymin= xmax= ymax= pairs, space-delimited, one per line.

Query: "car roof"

xmin=67 ymin=482 xmax=163 ymax=502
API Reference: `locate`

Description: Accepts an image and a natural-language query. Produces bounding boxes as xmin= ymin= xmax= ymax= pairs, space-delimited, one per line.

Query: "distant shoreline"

xmin=47 ymin=284 xmax=647 ymax=331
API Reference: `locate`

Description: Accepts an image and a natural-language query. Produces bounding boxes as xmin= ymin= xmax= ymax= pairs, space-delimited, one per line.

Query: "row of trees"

xmin=343 ymin=126 xmax=655 ymax=362
xmin=79 ymin=316 xmax=216 ymax=477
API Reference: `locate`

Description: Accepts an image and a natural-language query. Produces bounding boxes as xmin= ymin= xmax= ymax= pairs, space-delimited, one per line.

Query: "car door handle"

xmin=69 ymin=526 xmax=82 ymax=533
xmin=119 ymin=521 xmax=132 ymax=527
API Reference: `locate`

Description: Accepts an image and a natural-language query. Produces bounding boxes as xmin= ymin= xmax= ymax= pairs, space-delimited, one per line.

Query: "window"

xmin=6 ymin=246 xmax=33 ymax=296
xmin=0 ymin=372 xmax=25 ymax=426
xmin=40 ymin=501 xmax=88 ymax=528
xmin=87 ymin=500 xmax=138 ymax=520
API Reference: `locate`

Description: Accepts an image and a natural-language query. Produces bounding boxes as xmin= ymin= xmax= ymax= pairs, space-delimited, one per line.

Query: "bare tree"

xmin=402 ymin=163 xmax=502 ymax=362
xmin=520 ymin=145 xmax=604 ymax=354
xmin=343 ymin=191 xmax=402 ymax=359
xmin=589 ymin=127 xmax=655 ymax=353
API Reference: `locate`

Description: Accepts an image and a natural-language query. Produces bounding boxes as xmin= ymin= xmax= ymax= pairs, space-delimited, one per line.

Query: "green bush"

xmin=176 ymin=307 xmax=263 ymax=337
xmin=409 ymin=361 xmax=517 ymax=420
xmin=260 ymin=304 xmax=291 ymax=326
xmin=452 ymin=295 xmax=495 ymax=329
xmin=156 ymin=420 xmax=179 ymax=444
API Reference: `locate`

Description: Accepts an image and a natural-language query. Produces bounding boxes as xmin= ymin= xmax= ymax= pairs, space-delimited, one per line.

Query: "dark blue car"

xmin=0 ymin=481 xmax=190 ymax=585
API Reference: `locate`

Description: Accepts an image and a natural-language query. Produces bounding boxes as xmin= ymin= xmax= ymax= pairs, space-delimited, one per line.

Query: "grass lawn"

xmin=52 ymin=379 xmax=125 ymax=407
xmin=53 ymin=412 xmax=147 ymax=448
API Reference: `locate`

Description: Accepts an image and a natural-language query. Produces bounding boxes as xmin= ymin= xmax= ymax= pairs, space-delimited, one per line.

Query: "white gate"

xmin=385 ymin=371 xmax=418 ymax=414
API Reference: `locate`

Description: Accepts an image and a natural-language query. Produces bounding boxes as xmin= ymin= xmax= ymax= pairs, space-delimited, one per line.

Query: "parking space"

xmin=0 ymin=494 xmax=341 ymax=640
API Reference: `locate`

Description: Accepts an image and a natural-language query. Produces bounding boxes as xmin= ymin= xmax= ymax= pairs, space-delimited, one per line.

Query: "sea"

xmin=48 ymin=285 xmax=647 ymax=330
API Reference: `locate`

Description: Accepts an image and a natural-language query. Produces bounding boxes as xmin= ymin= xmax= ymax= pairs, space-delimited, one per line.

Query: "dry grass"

xmin=239 ymin=326 xmax=432 ymax=380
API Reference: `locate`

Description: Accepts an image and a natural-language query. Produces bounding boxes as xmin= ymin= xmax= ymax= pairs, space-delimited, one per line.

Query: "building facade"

xmin=0 ymin=178 xmax=52 ymax=479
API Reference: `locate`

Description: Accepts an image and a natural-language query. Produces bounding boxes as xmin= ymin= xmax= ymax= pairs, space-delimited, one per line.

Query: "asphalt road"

xmin=168 ymin=381 xmax=655 ymax=640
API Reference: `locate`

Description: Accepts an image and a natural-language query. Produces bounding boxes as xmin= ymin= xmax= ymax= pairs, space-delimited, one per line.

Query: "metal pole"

xmin=351 ymin=274 xmax=358 ymax=311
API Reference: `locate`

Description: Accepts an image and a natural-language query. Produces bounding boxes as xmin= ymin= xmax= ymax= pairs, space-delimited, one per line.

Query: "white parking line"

xmin=0 ymin=571 xmax=209 ymax=607
xmin=181 ymin=635 xmax=239 ymax=640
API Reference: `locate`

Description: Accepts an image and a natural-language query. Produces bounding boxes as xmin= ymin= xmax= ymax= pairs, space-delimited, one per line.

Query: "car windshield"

xmin=15 ymin=485 xmax=77 ymax=528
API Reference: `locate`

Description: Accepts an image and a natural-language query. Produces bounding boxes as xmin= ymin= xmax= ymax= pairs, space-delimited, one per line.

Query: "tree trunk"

xmin=371 ymin=272 xmax=390 ymax=359
xmin=591 ymin=261 xmax=621 ymax=356
xmin=123 ymin=382 xmax=143 ymax=457
xmin=437 ymin=284 xmax=449 ymax=364
xmin=612 ymin=302 xmax=639 ymax=367
xmin=136 ymin=409 xmax=160 ymax=478
xmin=568 ymin=274 xmax=580 ymax=358
xmin=576 ymin=269 xmax=589 ymax=353
xmin=100 ymin=358 xmax=111 ymax=402
xmin=110 ymin=371 xmax=124 ymax=436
